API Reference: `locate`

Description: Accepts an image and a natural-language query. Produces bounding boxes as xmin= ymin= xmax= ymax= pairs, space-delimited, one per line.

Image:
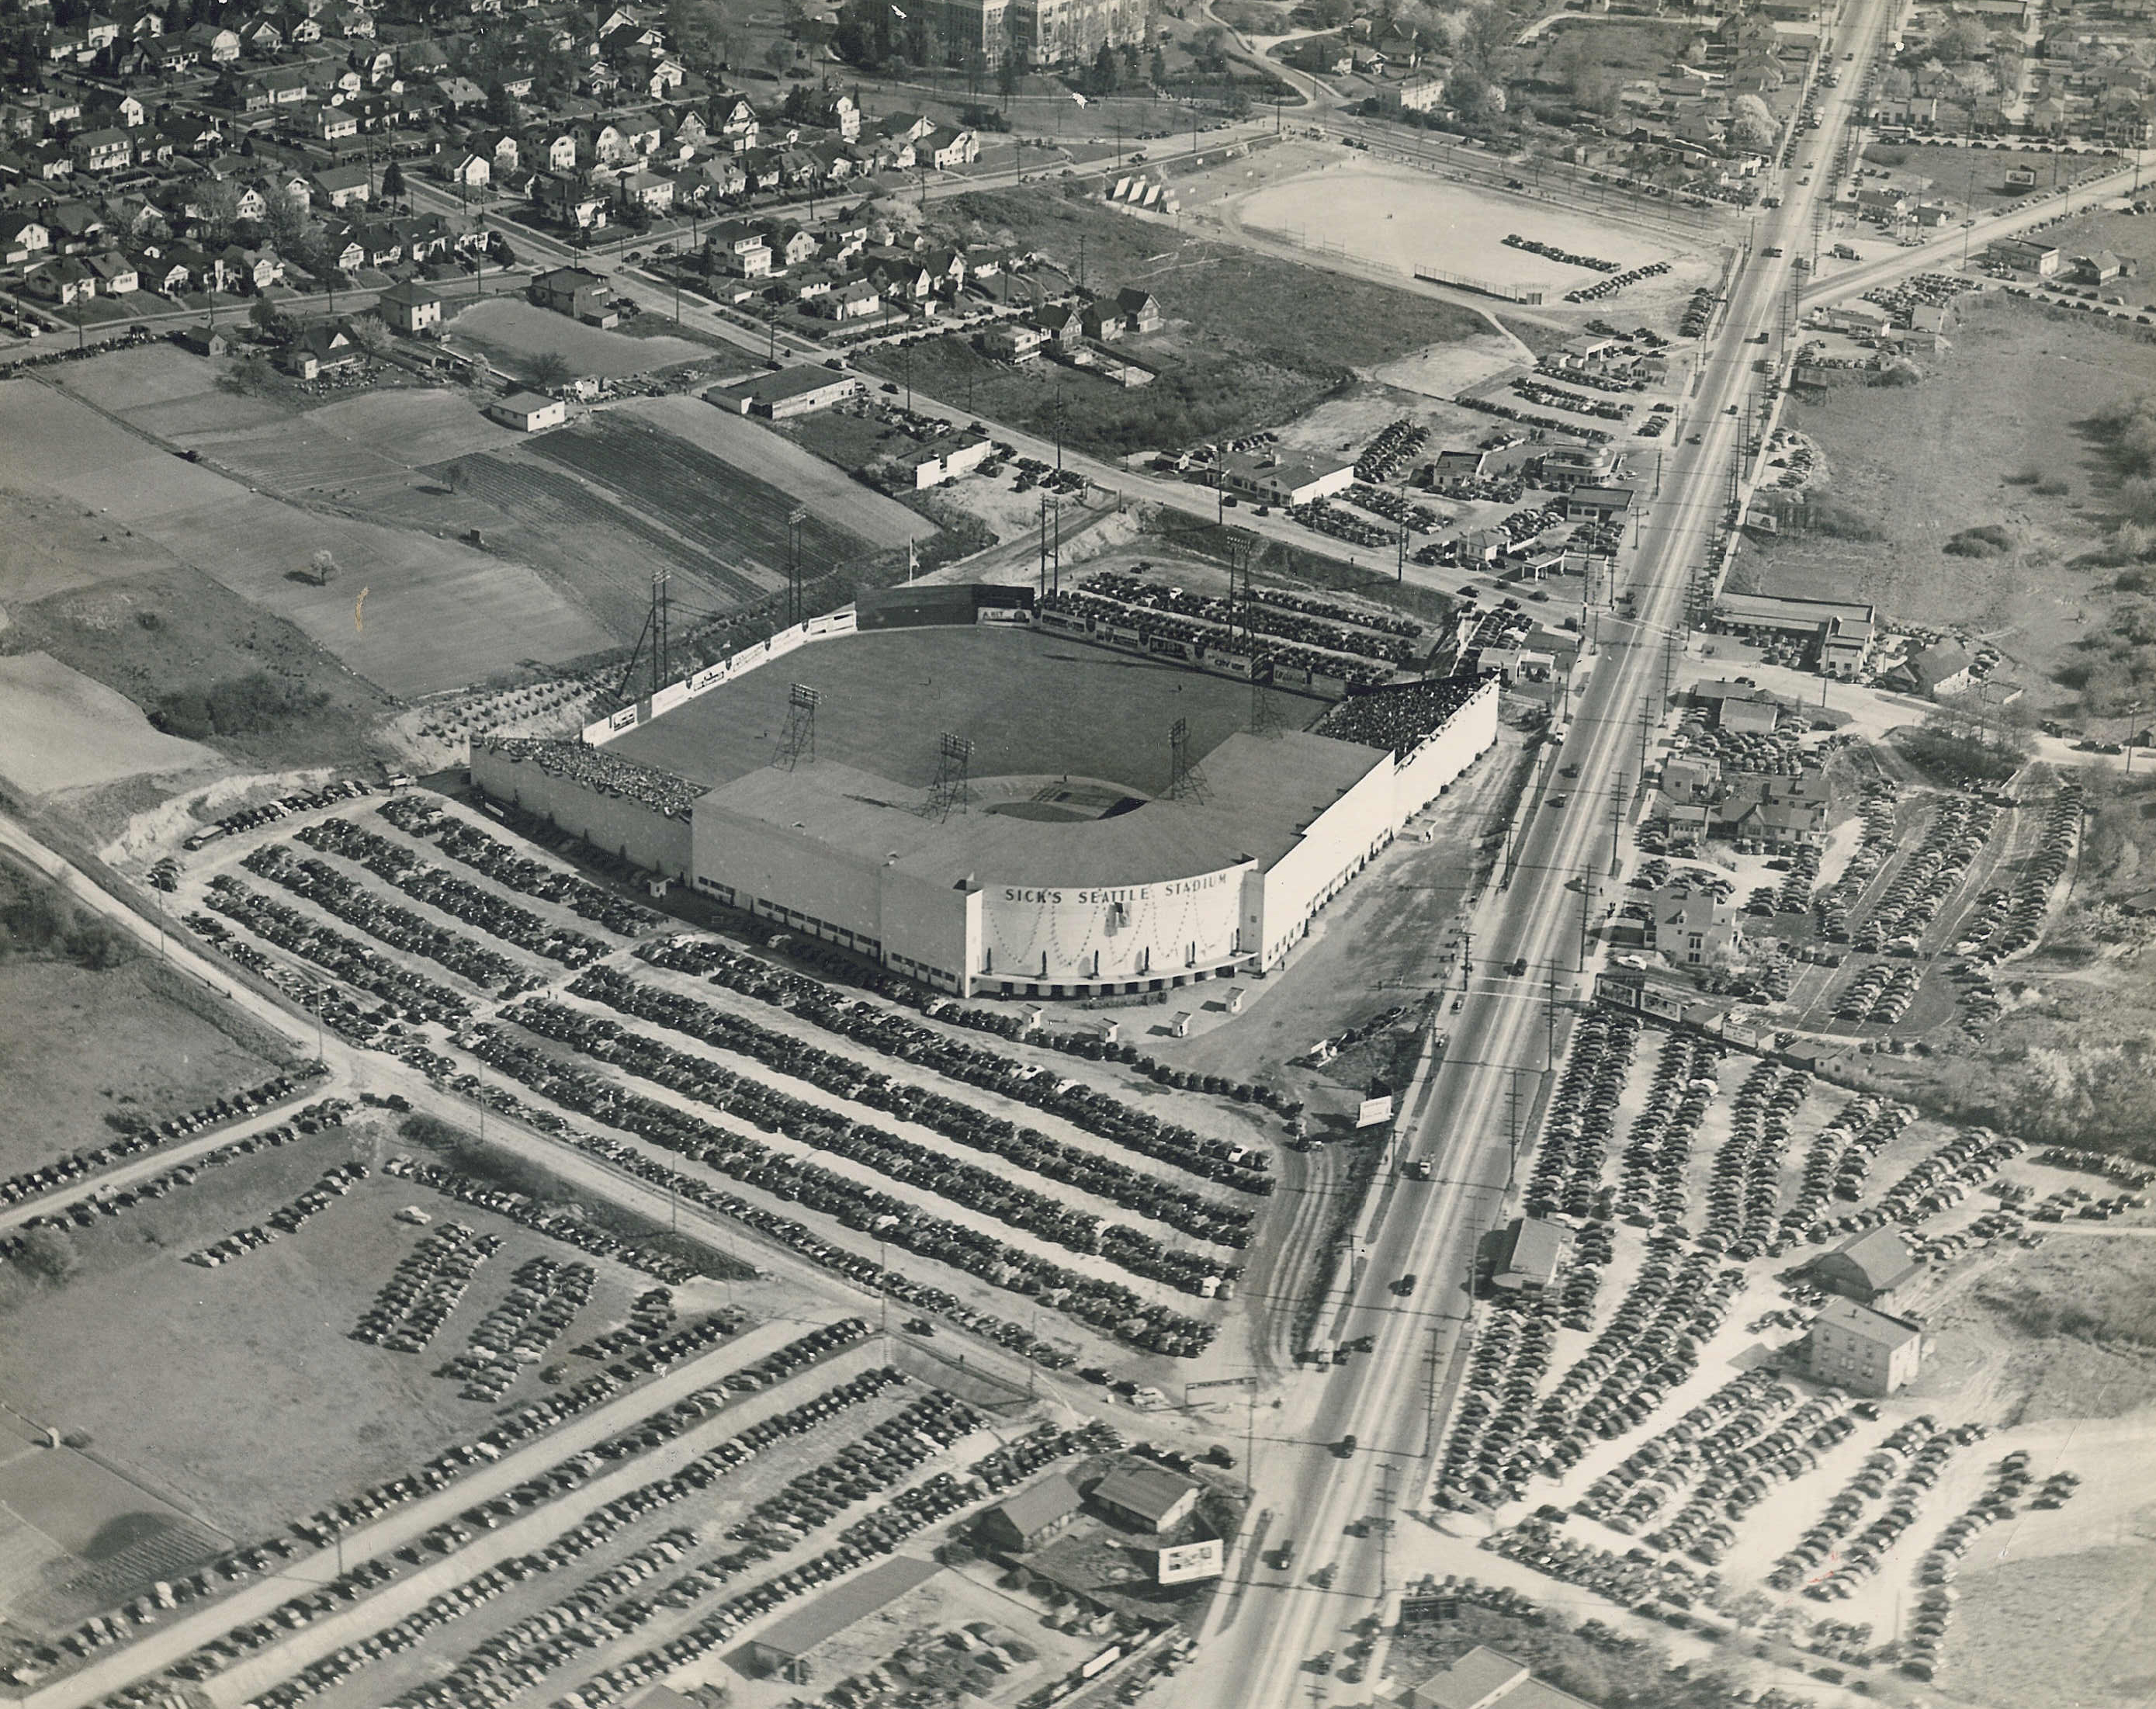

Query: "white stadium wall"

xmin=1255 ymin=755 xmax=1400 ymax=970
xmin=976 ymin=864 xmax=1256 ymax=990
xmin=1392 ymin=675 xmax=1501 ymax=823
xmin=472 ymin=744 xmax=695 ymax=879
xmin=692 ymin=807 xmax=895 ymax=952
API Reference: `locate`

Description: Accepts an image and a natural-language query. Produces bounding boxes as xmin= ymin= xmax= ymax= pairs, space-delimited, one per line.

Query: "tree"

xmin=1090 ymin=39 xmax=1118 ymax=92
xmin=485 ymin=79 xmax=519 ymax=127
xmin=261 ymin=186 xmax=308 ymax=255
xmin=1729 ymin=92 xmax=1777 ymax=151
xmin=381 ymin=158 xmax=407 ymax=205
xmin=195 ymin=175 xmax=242 ymax=246
xmin=999 ymin=50 xmax=1021 ymax=99
xmin=1936 ymin=16 xmax=1988 ymax=62
xmin=764 ymin=34 xmax=796 ymax=75
xmin=670 ymin=0 xmax=737 ymax=71
xmin=308 ymin=549 xmax=341 ymax=585
xmin=528 ymin=350 xmax=574 ymax=390
xmin=345 ymin=312 xmax=392 ymax=355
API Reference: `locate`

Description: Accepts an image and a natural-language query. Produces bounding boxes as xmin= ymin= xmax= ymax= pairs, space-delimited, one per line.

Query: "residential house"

xmin=1644 ymin=880 xmax=1740 ymax=965
xmin=307 ymin=102 xmax=360 ymax=140
xmin=137 ymin=250 xmax=192 ymax=292
xmin=1089 ymin=1465 xmax=1198 ymax=1535
xmin=435 ymin=75 xmax=486 ymax=110
xmin=815 ymin=91 xmax=860 ymax=141
xmin=816 ymin=277 xmax=881 ymax=320
xmin=1115 ymin=286 xmax=1161 ymax=333
xmin=488 ymin=390 xmax=567 ymax=431
xmin=976 ymin=1476 xmax=1081 ymax=1554
xmin=27 ymin=254 xmax=97 ymax=304
xmin=0 ymin=214 xmax=50 ymax=262
xmin=532 ymin=172 xmax=608 ymax=229
xmin=1809 ymin=1225 xmax=1925 ymax=1312
xmin=705 ymin=222 xmax=770 ymax=276
xmin=530 ymin=263 xmax=612 ymax=322
xmin=1808 ymin=1298 xmax=1925 ymax=1396
xmin=376 ymin=276 xmax=442 ymax=332
xmin=615 ymin=168 xmax=673 ymax=212
xmin=189 ymin=21 xmax=243 ymax=61
xmin=284 ymin=321 xmax=366 ymax=376
xmin=312 ymin=163 xmax=371 ymax=207
xmin=70 ymin=128 xmax=133 ymax=172
xmin=539 ymin=132 xmax=578 ymax=172
xmin=920 ymin=126 xmax=978 ymax=169
xmin=1881 ymin=638 xmax=1975 ymax=699
xmin=237 ymin=15 xmax=283 ymax=54
xmin=443 ymin=149 xmax=490 ymax=188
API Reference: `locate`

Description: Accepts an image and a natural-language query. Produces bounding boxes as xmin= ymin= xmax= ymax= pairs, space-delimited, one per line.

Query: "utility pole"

xmin=1546 ymin=962 xmax=1559 ymax=1072
xmin=1610 ymin=773 xmax=1627 ymax=880
xmin=1577 ymin=873 xmax=1591 ymax=973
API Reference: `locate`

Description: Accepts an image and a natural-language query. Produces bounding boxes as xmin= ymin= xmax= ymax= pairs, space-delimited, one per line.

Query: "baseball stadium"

xmin=473 ymin=584 xmax=1499 ymax=1000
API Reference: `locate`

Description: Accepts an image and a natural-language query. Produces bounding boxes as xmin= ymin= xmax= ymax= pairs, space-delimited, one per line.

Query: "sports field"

xmin=1236 ymin=164 xmax=1686 ymax=293
xmin=609 ymin=625 xmax=1319 ymax=795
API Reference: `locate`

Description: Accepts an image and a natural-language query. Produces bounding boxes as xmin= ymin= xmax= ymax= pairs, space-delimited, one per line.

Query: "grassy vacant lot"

xmin=858 ymin=187 xmax=1488 ymax=456
xmin=1861 ymin=140 xmax=2120 ymax=216
xmin=1 ymin=556 xmax=400 ymax=774
xmin=1728 ymin=290 xmax=2156 ymax=725
xmin=0 ymin=950 xmax=289 ymax=1177
xmin=1946 ymin=1532 xmax=2156 ymax=1709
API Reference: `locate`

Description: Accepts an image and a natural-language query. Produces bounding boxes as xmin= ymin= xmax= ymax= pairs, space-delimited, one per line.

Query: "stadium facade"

xmin=474 ymin=587 xmax=1497 ymax=1002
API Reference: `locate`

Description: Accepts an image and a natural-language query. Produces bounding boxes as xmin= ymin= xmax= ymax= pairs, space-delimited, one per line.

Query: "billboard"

xmin=1355 ymin=1094 xmax=1395 ymax=1128
xmin=1156 ymin=1537 xmax=1225 ymax=1585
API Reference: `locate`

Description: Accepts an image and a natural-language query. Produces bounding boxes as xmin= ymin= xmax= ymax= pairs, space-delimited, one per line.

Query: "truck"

xmin=1832 ymin=244 xmax=1860 ymax=261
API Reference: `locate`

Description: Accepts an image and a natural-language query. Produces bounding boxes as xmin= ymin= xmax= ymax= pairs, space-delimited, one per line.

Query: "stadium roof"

xmin=697 ymin=730 xmax=1386 ymax=890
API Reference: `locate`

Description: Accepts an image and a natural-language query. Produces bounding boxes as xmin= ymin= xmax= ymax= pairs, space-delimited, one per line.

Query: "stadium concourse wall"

xmin=470 ymin=745 xmax=696 ymax=879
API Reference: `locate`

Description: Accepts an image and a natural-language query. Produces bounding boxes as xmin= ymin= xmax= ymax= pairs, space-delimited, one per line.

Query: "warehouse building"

xmin=744 ymin=1556 xmax=944 ymax=1680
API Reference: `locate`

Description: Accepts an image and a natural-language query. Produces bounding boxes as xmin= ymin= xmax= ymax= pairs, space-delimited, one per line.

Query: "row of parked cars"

xmin=230 ymin=1332 xmax=881 ymax=1709
xmin=554 ymin=1420 xmax=1123 ymax=1709
xmin=441 ymin=1254 xmax=596 ymax=1403
xmin=1614 ymin=1030 xmax=1724 ymax=1232
xmin=516 ymin=987 xmax=1238 ymax=1301
xmin=1 ymin=1101 xmax=352 ymax=1267
xmin=0 ymin=1070 xmax=321 ymax=1209
xmin=1853 ymin=792 xmax=1998 ymax=955
xmin=1700 ymin=1060 xmax=1811 ymax=1262
xmin=354 ymin=1222 xmax=505 ymax=1354
xmin=208 ymin=872 xmax=487 ymax=1015
xmin=1769 ymin=1413 xmax=1940 ymax=1592
xmin=1582 ymin=1367 xmax=1810 ymax=1534
xmin=1525 ymin=1008 xmax=1643 ymax=1222
xmin=607 ymin=958 xmax=1260 ymax=1239
xmin=418 ymin=1065 xmax=1083 ymax=1371
xmin=182 ymin=778 xmax=377 ymax=851
xmin=462 ymin=1007 xmax=1217 ymax=1356
xmin=381 ymin=1156 xmax=698 ymax=1284
xmin=242 ymin=841 xmax=518 ymax=993
xmin=297 ymin=816 xmax=615 ymax=970
xmin=1781 ymin=1095 xmax=1915 ymax=1243
xmin=185 ymin=1162 xmax=370 ymax=1267
xmin=48 ymin=1315 xmax=771 ymax=1699
xmin=1966 ymin=782 xmax=2081 ymax=965
xmin=379 ymin=796 xmax=663 ymax=938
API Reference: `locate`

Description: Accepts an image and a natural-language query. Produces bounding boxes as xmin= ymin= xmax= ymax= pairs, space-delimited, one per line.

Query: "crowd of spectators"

xmin=478 ymin=739 xmax=707 ymax=820
xmin=1310 ymin=673 xmax=1491 ymax=760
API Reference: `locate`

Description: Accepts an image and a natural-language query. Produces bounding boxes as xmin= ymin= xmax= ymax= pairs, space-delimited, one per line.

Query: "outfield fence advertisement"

xmin=584 ymin=607 xmax=861 ymax=746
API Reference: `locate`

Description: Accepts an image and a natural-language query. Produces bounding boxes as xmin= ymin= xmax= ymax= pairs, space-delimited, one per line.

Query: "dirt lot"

xmin=859 ymin=183 xmax=1490 ymax=456
xmin=0 ymin=653 xmax=217 ymax=800
xmin=1728 ymin=289 xmax=2154 ymax=725
xmin=1858 ymin=140 xmax=2124 ymax=220
xmin=0 ymin=953 xmax=289 ymax=1177
xmin=0 ymin=373 xmax=615 ymax=697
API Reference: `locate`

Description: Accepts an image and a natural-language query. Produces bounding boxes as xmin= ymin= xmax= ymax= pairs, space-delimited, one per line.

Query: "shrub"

xmin=1944 ymin=524 xmax=2015 ymax=557
xmin=17 ymin=1227 xmax=81 ymax=1282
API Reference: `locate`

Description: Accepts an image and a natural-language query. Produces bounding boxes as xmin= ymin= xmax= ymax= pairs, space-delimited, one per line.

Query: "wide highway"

xmin=1182 ymin=0 xmax=1902 ymax=1700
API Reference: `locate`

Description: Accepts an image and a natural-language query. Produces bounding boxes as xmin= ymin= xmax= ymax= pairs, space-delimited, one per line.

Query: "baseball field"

xmin=609 ymin=623 xmax=1319 ymax=795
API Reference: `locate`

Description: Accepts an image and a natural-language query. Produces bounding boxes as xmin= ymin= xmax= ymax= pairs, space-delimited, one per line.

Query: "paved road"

xmin=1177 ymin=0 xmax=1902 ymax=1702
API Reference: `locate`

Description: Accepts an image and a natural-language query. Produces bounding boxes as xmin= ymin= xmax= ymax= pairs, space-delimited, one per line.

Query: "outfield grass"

xmin=859 ymin=186 xmax=1489 ymax=456
xmin=609 ymin=624 xmax=1318 ymax=793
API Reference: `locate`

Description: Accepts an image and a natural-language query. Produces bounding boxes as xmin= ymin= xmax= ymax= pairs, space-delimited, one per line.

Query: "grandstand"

xmin=473 ymin=592 xmax=1499 ymax=1000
